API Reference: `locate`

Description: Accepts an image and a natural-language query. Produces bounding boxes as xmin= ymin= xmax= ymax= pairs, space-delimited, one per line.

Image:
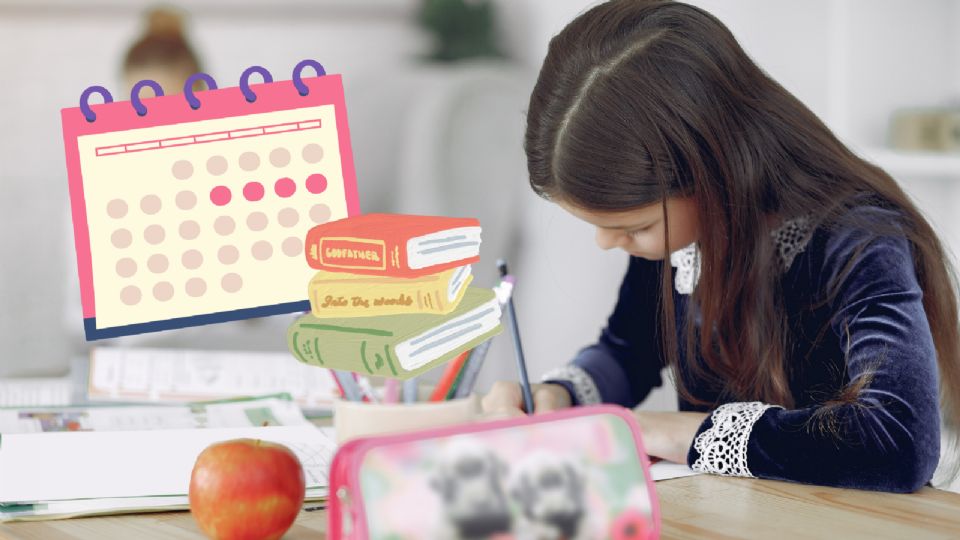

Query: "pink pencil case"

xmin=328 ymin=405 xmax=660 ymax=539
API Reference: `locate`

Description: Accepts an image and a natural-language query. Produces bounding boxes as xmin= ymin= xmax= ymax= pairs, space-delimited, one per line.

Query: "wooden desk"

xmin=2 ymin=475 xmax=959 ymax=539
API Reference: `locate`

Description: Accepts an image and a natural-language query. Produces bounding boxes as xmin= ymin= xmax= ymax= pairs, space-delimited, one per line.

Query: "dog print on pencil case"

xmin=288 ymin=287 xmax=502 ymax=378
xmin=305 ymin=213 xmax=481 ymax=277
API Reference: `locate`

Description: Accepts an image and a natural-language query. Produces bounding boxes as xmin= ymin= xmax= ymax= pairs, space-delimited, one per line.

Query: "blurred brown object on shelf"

xmin=890 ymin=108 xmax=960 ymax=152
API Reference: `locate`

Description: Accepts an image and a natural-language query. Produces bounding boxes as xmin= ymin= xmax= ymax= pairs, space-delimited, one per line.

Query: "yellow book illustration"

xmin=308 ymin=265 xmax=473 ymax=318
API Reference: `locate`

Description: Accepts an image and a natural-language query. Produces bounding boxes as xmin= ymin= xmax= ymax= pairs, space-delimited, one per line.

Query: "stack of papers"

xmin=87 ymin=347 xmax=340 ymax=416
xmin=0 ymin=397 xmax=334 ymax=521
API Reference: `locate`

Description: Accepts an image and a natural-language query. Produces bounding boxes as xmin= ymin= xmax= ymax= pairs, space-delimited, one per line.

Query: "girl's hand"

xmin=632 ymin=411 xmax=709 ymax=464
xmin=481 ymin=381 xmax=572 ymax=417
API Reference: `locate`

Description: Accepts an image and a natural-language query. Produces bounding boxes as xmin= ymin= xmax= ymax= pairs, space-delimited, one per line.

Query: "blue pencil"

xmin=498 ymin=259 xmax=534 ymax=414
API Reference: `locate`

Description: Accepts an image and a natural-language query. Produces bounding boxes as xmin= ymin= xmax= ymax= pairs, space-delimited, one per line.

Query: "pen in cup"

xmin=498 ymin=259 xmax=534 ymax=414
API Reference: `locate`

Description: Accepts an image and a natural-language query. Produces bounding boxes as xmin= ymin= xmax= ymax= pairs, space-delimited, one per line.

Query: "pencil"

xmin=429 ymin=349 xmax=471 ymax=402
xmin=498 ymin=259 xmax=534 ymax=414
xmin=453 ymin=278 xmax=514 ymax=399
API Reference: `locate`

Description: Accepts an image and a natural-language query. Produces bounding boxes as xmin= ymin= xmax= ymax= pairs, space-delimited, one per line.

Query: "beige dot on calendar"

xmin=179 ymin=220 xmax=201 ymax=240
xmin=111 ymin=229 xmax=133 ymax=249
xmin=278 ymin=207 xmax=299 ymax=228
xmin=252 ymin=241 xmax=273 ymax=261
xmin=247 ymin=211 xmax=268 ymax=231
xmin=302 ymin=143 xmax=324 ymax=163
xmin=182 ymin=249 xmax=203 ymax=269
xmin=214 ymin=216 xmax=236 ymax=236
xmin=218 ymin=245 xmax=239 ymax=265
xmin=282 ymin=237 xmax=302 ymax=257
xmin=185 ymin=278 xmax=207 ymax=297
xmin=144 ymin=224 xmax=166 ymax=245
xmin=207 ymin=155 xmax=228 ymax=176
xmin=116 ymin=258 xmax=137 ymax=278
xmin=106 ymin=199 xmax=128 ymax=219
xmin=153 ymin=281 xmax=174 ymax=302
xmin=239 ymin=151 xmax=260 ymax=172
xmin=270 ymin=147 xmax=291 ymax=167
xmin=147 ymin=254 xmax=169 ymax=273
xmin=310 ymin=203 xmax=331 ymax=224
xmin=176 ymin=190 xmax=197 ymax=210
xmin=221 ymin=273 xmax=243 ymax=293
xmin=140 ymin=195 xmax=162 ymax=215
xmin=172 ymin=160 xmax=193 ymax=180
xmin=120 ymin=286 xmax=141 ymax=306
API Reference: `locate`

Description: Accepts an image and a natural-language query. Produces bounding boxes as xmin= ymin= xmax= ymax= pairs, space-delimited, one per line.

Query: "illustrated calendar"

xmin=61 ymin=60 xmax=359 ymax=340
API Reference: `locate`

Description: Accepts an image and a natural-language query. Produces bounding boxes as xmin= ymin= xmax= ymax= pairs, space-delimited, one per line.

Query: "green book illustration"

xmin=287 ymin=287 xmax=502 ymax=379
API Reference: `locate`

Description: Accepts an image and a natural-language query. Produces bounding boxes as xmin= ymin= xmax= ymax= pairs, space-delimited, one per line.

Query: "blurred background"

xmin=2 ymin=0 xmax=960 ymax=415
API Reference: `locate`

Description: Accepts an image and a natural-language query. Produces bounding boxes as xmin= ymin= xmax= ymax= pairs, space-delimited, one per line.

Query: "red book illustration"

xmin=305 ymin=214 xmax=481 ymax=277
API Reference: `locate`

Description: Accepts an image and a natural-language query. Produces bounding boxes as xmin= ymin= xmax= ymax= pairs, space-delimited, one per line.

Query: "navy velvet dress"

xmin=546 ymin=208 xmax=942 ymax=493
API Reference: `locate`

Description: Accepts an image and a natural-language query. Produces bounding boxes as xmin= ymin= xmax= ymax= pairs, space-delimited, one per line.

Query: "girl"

xmin=483 ymin=0 xmax=959 ymax=493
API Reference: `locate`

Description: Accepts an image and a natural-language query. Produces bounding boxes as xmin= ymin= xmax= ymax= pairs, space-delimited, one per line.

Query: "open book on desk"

xmin=0 ymin=397 xmax=334 ymax=521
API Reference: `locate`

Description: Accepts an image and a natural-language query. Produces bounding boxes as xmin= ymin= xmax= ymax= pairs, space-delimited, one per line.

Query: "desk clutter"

xmin=0 ymin=396 xmax=333 ymax=521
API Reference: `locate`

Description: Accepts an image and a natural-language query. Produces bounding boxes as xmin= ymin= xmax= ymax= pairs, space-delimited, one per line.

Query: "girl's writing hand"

xmin=481 ymin=381 xmax=572 ymax=418
xmin=632 ymin=411 xmax=709 ymax=464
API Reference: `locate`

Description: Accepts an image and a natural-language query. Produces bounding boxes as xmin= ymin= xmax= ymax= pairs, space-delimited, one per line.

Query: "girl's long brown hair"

xmin=526 ymin=0 xmax=959 ymax=479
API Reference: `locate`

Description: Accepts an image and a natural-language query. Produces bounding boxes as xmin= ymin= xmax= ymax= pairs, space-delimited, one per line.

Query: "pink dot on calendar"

xmin=214 ymin=216 xmax=235 ymax=236
xmin=252 ymin=241 xmax=273 ymax=261
xmin=182 ymin=249 xmax=203 ymax=269
xmin=243 ymin=182 xmax=265 ymax=202
xmin=141 ymin=195 xmax=162 ymax=215
xmin=210 ymin=186 xmax=232 ymax=206
xmin=247 ymin=212 xmax=268 ymax=231
xmin=222 ymin=273 xmax=243 ymax=293
xmin=239 ymin=152 xmax=260 ymax=172
xmin=282 ymin=237 xmax=302 ymax=257
xmin=172 ymin=160 xmax=193 ymax=180
xmin=306 ymin=174 xmax=327 ymax=194
xmin=153 ymin=282 xmax=174 ymax=302
xmin=111 ymin=229 xmax=132 ymax=249
xmin=302 ymin=143 xmax=324 ymax=163
xmin=310 ymin=204 xmax=331 ymax=224
xmin=186 ymin=278 xmax=207 ymax=297
xmin=148 ymin=254 xmax=169 ymax=273
xmin=218 ymin=245 xmax=239 ymax=265
xmin=270 ymin=147 xmax=291 ymax=168
xmin=107 ymin=199 xmax=128 ymax=219
xmin=179 ymin=220 xmax=200 ymax=240
xmin=120 ymin=286 xmax=141 ymax=306
xmin=275 ymin=177 xmax=296 ymax=198
xmin=144 ymin=225 xmax=166 ymax=245
xmin=116 ymin=258 xmax=137 ymax=278
xmin=176 ymin=191 xmax=197 ymax=210
xmin=207 ymin=156 xmax=228 ymax=176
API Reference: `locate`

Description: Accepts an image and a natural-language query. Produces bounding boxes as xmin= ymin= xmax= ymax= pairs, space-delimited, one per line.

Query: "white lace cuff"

xmin=540 ymin=365 xmax=602 ymax=406
xmin=691 ymin=401 xmax=781 ymax=478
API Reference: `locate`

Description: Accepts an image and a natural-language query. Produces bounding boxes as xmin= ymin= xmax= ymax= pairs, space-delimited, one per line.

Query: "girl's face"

xmin=559 ymin=197 xmax=700 ymax=261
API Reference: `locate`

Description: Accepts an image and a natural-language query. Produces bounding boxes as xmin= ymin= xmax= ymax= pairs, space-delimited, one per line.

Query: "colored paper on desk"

xmin=0 ymin=395 xmax=309 ymax=434
xmin=308 ymin=265 xmax=473 ymax=317
xmin=61 ymin=61 xmax=358 ymax=340
xmin=305 ymin=213 xmax=480 ymax=277
xmin=288 ymin=287 xmax=502 ymax=379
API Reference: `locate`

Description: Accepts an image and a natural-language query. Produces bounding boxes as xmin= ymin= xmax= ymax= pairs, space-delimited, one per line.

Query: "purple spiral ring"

xmin=79 ymin=86 xmax=114 ymax=122
xmin=239 ymin=66 xmax=273 ymax=103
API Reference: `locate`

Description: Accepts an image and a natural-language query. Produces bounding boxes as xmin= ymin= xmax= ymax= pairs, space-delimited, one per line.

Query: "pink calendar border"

xmin=61 ymin=74 xmax=360 ymax=327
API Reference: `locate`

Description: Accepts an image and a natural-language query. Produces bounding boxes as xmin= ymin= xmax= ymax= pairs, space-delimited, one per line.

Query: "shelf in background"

xmin=855 ymin=146 xmax=960 ymax=178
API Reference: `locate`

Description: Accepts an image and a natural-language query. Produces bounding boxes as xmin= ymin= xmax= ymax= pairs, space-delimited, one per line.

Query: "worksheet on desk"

xmin=0 ymin=425 xmax=334 ymax=503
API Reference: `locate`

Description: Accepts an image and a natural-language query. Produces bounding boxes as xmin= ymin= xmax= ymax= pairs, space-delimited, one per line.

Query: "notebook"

xmin=61 ymin=60 xmax=359 ymax=340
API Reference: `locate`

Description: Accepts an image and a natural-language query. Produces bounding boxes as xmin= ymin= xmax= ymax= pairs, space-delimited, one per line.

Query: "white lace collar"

xmin=669 ymin=216 xmax=813 ymax=295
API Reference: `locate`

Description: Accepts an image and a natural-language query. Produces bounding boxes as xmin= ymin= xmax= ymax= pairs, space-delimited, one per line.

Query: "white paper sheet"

xmin=650 ymin=460 xmax=702 ymax=481
xmin=0 ymin=425 xmax=335 ymax=503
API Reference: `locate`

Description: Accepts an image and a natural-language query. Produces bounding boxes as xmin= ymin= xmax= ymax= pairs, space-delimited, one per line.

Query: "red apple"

xmin=189 ymin=438 xmax=306 ymax=540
